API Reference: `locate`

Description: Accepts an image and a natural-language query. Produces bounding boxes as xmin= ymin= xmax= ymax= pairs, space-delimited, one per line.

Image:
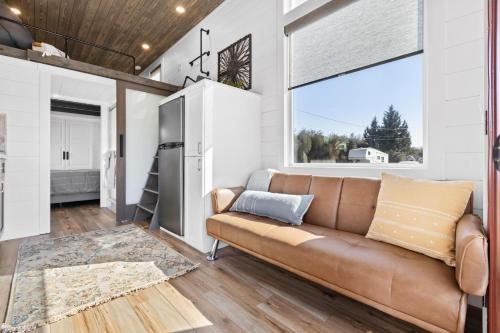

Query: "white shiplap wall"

xmin=0 ymin=56 xmax=116 ymax=241
xmin=0 ymin=56 xmax=41 ymax=240
xmin=143 ymin=0 xmax=486 ymax=217
xmin=443 ymin=0 xmax=486 ymax=218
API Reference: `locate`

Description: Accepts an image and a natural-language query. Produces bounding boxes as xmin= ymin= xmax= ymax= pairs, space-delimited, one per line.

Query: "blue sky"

xmin=292 ymin=54 xmax=423 ymax=147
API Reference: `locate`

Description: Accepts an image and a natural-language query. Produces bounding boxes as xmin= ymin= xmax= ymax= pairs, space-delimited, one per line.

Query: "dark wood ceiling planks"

xmin=5 ymin=0 xmax=224 ymax=73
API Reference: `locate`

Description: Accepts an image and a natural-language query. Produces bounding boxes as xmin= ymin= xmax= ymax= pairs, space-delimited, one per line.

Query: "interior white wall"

xmin=125 ymin=90 xmax=164 ymax=205
xmin=0 ymin=56 xmax=42 ymax=241
xmin=143 ymin=0 xmax=486 ymax=219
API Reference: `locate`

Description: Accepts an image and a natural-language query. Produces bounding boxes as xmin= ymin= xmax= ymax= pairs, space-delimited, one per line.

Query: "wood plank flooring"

xmin=0 ymin=203 xmax=480 ymax=332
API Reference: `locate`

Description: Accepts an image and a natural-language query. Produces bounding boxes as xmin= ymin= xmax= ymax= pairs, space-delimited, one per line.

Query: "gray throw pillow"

xmin=230 ymin=190 xmax=314 ymax=225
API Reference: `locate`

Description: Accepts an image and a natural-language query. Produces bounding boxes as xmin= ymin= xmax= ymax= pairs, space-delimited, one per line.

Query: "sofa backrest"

xmin=269 ymin=173 xmax=472 ymax=236
xmin=269 ymin=173 xmax=379 ymax=234
xmin=268 ymin=173 xmax=474 ymax=236
xmin=268 ymin=173 xmax=312 ymax=195
xmin=336 ymin=177 xmax=380 ymax=235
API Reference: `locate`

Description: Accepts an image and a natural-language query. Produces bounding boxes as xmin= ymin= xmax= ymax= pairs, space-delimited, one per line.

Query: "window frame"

xmin=283 ymin=0 xmax=428 ymax=170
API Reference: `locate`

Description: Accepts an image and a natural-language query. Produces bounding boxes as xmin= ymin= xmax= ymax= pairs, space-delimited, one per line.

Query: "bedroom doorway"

xmin=49 ymin=73 xmax=117 ymax=221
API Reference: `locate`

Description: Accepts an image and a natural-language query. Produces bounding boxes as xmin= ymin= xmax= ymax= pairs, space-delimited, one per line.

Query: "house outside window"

xmin=287 ymin=0 xmax=424 ymax=166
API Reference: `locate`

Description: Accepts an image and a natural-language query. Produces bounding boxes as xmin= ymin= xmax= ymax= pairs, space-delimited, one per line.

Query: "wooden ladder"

xmin=133 ymin=151 xmax=160 ymax=230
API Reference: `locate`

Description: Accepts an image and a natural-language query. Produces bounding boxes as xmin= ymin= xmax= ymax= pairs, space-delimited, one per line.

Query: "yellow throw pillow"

xmin=366 ymin=173 xmax=474 ymax=266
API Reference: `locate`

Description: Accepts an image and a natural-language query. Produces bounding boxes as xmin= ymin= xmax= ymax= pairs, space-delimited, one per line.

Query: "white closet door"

xmin=67 ymin=120 xmax=92 ymax=169
xmin=50 ymin=118 xmax=66 ymax=170
xmin=184 ymin=156 xmax=204 ymax=249
xmin=184 ymin=88 xmax=204 ymax=157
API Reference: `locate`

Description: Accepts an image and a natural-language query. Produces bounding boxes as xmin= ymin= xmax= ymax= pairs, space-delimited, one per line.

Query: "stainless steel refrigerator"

xmin=158 ymin=96 xmax=184 ymax=236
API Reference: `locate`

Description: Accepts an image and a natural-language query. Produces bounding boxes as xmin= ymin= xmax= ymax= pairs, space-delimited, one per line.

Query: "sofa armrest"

xmin=211 ymin=186 xmax=245 ymax=214
xmin=455 ymin=214 xmax=489 ymax=296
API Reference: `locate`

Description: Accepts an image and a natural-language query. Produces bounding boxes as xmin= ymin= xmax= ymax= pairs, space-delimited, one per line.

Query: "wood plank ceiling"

xmin=4 ymin=0 xmax=224 ymax=74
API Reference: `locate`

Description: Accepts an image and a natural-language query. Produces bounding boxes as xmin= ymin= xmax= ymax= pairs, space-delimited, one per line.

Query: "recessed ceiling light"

xmin=176 ymin=6 xmax=186 ymax=14
xmin=135 ymin=65 xmax=142 ymax=71
xmin=10 ymin=7 xmax=21 ymax=15
xmin=141 ymin=43 xmax=150 ymax=50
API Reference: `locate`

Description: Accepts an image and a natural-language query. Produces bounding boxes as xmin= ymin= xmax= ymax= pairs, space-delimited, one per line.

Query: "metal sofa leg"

xmin=206 ymin=239 xmax=220 ymax=261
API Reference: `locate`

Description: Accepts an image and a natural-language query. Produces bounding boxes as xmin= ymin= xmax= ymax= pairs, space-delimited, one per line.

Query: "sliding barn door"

xmin=115 ymin=81 xmax=173 ymax=223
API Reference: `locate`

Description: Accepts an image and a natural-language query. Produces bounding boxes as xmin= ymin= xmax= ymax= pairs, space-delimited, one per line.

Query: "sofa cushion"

xmin=269 ymin=174 xmax=343 ymax=228
xmin=269 ymin=173 xmax=311 ymax=194
xmin=207 ymin=213 xmax=464 ymax=333
xmin=366 ymin=173 xmax=474 ymax=266
xmin=303 ymin=176 xmax=343 ymax=228
xmin=207 ymin=212 xmax=283 ymax=253
xmin=336 ymin=177 xmax=380 ymax=235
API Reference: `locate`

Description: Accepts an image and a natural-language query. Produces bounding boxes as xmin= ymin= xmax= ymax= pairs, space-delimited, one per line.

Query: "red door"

xmin=488 ymin=1 xmax=500 ymax=332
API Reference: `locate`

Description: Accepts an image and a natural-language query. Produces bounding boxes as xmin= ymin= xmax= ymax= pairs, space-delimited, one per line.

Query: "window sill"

xmin=284 ymin=162 xmax=427 ymax=171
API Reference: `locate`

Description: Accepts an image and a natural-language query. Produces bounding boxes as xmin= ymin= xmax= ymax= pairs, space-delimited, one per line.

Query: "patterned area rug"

xmin=2 ymin=224 xmax=198 ymax=332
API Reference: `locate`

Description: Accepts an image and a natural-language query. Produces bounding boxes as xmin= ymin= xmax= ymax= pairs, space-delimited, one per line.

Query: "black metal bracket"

xmin=188 ymin=28 xmax=210 ymax=76
xmin=182 ymin=75 xmax=197 ymax=89
xmin=0 ymin=15 xmax=137 ymax=75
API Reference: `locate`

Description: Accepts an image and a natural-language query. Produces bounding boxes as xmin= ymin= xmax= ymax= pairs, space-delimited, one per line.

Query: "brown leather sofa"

xmin=206 ymin=173 xmax=489 ymax=333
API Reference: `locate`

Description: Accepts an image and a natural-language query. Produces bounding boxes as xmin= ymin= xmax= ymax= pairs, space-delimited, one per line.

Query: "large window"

xmin=287 ymin=0 xmax=424 ymax=165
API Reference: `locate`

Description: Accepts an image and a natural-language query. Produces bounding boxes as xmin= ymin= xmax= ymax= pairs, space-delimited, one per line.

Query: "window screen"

xmin=288 ymin=0 xmax=423 ymax=89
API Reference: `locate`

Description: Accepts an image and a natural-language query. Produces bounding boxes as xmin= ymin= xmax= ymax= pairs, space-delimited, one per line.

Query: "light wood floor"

xmin=0 ymin=203 xmax=480 ymax=333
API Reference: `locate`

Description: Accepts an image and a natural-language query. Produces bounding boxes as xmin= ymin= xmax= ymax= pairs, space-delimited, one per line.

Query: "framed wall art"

xmin=217 ymin=34 xmax=252 ymax=90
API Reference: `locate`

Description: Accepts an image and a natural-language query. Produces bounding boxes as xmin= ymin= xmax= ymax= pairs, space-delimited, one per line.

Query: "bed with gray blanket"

xmin=51 ymin=169 xmax=100 ymax=204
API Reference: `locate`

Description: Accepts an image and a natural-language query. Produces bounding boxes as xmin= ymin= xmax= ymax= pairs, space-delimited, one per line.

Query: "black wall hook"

xmin=189 ymin=28 xmax=210 ymax=76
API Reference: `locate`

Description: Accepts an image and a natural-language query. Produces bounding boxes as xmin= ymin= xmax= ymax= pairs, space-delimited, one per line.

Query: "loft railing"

xmin=0 ymin=15 xmax=137 ymax=74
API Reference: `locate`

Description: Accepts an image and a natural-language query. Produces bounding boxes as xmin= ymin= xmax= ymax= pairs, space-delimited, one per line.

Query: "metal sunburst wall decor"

xmin=217 ymin=34 xmax=252 ymax=90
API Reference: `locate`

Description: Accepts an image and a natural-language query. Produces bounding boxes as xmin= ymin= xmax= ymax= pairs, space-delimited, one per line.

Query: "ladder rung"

xmin=143 ymin=188 xmax=159 ymax=195
xmin=137 ymin=203 xmax=155 ymax=214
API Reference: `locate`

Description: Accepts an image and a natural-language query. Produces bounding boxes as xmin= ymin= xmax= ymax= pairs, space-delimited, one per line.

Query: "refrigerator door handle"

xmin=197 ymin=142 xmax=202 ymax=155
xmin=197 ymin=158 xmax=201 ymax=171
